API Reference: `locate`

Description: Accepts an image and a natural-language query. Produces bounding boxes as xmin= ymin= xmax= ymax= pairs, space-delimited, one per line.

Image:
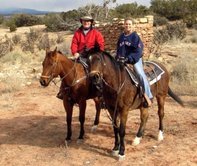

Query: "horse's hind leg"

xmin=157 ymin=96 xmax=166 ymax=141
xmin=133 ymin=108 xmax=149 ymax=146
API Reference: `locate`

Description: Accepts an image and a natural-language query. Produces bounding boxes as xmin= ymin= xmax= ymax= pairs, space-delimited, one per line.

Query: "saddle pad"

xmin=144 ymin=61 xmax=165 ymax=85
xmin=125 ymin=66 xmax=139 ymax=86
xmin=125 ymin=61 xmax=165 ymax=86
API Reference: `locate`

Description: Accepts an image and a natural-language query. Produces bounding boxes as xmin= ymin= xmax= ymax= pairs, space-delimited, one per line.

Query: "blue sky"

xmin=0 ymin=0 xmax=151 ymax=12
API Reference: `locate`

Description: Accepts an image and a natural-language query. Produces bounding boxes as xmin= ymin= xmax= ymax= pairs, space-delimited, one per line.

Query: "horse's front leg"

xmin=63 ymin=98 xmax=74 ymax=141
xmin=118 ymin=109 xmax=129 ymax=161
xmin=111 ymin=121 xmax=120 ymax=156
xmin=133 ymin=107 xmax=149 ymax=146
xmin=107 ymin=109 xmax=119 ymax=157
xmin=91 ymin=97 xmax=101 ymax=132
xmin=78 ymin=100 xmax=86 ymax=141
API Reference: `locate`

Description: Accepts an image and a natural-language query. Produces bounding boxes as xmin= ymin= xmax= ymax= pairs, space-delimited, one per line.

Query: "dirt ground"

xmin=0 ymin=76 xmax=197 ymax=166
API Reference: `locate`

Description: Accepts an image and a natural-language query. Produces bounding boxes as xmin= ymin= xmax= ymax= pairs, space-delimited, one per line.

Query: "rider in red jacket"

xmin=57 ymin=16 xmax=104 ymax=100
xmin=71 ymin=16 xmax=104 ymax=59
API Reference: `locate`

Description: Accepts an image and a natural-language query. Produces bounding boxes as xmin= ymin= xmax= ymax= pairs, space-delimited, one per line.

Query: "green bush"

xmin=5 ymin=19 xmax=17 ymax=32
xmin=43 ymin=13 xmax=66 ymax=32
xmin=183 ymin=14 xmax=197 ymax=28
xmin=9 ymin=23 xmax=17 ymax=32
xmin=0 ymin=15 xmax=4 ymax=24
xmin=153 ymin=15 xmax=168 ymax=26
xmin=14 ymin=14 xmax=42 ymax=27
xmin=113 ymin=2 xmax=150 ymax=18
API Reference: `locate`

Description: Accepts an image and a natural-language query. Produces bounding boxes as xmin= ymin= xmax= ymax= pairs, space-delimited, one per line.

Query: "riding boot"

xmin=143 ymin=93 xmax=153 ymax=107
xmin=56 ymin=82 xmax=64 ymax=100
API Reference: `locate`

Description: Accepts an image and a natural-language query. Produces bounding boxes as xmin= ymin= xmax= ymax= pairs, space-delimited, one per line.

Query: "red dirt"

xmin=0 ymin=80 xmax=196 ymax=166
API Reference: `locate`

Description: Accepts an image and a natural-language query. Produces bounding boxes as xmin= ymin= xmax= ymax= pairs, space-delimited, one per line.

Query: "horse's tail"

xmin=168 ymin=87 xmax=185 ymax=107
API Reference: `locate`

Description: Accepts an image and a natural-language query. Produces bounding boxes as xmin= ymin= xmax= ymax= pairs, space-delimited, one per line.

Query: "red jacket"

xmin=71 ymin=27 xmax=104 ymax=55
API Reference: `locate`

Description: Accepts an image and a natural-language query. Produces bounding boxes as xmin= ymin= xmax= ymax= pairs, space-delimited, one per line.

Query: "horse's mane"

xmin=58 ymin=50 xmax=63 ymax=54
xmin=101 ymin=51 xmax=120 ymax=69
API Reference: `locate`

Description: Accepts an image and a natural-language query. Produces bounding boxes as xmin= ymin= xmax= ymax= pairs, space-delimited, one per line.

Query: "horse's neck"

xmin=59 ymin=55 xmax=76 ymax=84
xmin=104 ymin=59 xmax=122 ymax=88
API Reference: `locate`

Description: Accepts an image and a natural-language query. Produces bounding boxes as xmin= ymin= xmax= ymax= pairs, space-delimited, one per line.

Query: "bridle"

xmin=41 ymin=56 xmax=90 ymax=88
xmin=89 ymin=54 xmax=126 ymax=127
xmin=40 ymin=60 xmax=59 ymax=84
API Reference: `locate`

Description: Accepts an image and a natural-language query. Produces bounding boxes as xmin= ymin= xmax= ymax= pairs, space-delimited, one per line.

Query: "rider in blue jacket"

xmin=116 ymin=18 xmax=153 ymax=107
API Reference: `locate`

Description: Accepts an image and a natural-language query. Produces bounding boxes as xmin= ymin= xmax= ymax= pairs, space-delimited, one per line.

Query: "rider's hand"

xmin=74 ymin=53 xmax=80 ymax=59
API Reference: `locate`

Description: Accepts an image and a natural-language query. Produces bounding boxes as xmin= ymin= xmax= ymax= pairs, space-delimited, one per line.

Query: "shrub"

xmin=153 ymin=22 xmax=186 ymax=45
xmin=12 ymin=34 xmax=21 ymax=45
xmin=43 ymin=13 xmax=66 ymax=32
xmin=183 ymin=14 xmax=197 ymax=28
xmin=56 ymin=34 xmax=64 ymax=44
xmin=5 ymin=19 xmax=17 ymax=32
xmin=0 ymin=15 xmax=4 ymax=24
xmin=14 ymin=14 xmax=42 ymax=27
xmin=153 ymin=15 xmax=168 ymax=26
xmin=0 ymin=35 xmax=14 ymax=57
xmin=152 ymin=22 xmax=186 ymax=56
xmin=37 ymin=33 xmax=50 ymax=50
xmin=170 ymin=55 xmax=197 ymax=95
xmin=166 ymin=22 xmax=186 ymax=40
xmin=9 ymin=23 xmax=17 ymax=32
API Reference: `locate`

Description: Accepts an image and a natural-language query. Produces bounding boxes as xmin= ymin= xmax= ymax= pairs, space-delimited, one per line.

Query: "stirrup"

xmin=56 ymin=91 xmax=63 ymax=100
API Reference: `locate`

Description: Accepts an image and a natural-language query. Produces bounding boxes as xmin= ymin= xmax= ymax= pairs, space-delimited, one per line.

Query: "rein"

xmin=90 ymin=54 xmax=126 ymax=127
xmin=41 ymin=55 xmax=89 ymax=88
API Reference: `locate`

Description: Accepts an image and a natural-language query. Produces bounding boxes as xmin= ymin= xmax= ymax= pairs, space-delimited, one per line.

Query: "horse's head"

xmin=89 ymin=52 xmax=105 ymax=81
xmin=40 ymin=47 xmax=60 ymax=87
xmin=88 ymin=52 xmax=106 ymax=96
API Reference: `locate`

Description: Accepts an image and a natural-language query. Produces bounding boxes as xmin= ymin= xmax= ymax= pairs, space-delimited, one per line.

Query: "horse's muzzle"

xmin=40 ymin=78 xmax=48 ymax=87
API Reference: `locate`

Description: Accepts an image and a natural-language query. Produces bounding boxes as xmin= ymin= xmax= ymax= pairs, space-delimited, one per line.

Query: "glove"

xmin=74 ymin=53 xmax=80 ymax=59
xmin=117 ymin=56 xmax=127 ymax=64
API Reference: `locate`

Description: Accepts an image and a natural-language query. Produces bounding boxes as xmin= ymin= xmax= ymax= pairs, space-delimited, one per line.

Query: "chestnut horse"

xmin=39 ymin=47 xmax=101 ymax=142
xmin=89 ymin=51 xmax=184 ymax=160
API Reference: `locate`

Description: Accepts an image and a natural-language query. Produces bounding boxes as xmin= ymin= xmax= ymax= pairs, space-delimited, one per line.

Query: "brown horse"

xmin=39 ymin=47 xmax=102 ymax=142
xmin=89 ymin=51 xmax=184 ymax=160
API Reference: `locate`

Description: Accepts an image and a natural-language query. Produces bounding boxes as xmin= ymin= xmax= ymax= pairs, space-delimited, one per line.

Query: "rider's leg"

xmin=133 ymin=58 xmax=153 ymax=106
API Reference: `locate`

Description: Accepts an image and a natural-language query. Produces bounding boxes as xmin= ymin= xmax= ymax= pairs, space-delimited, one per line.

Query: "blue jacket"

xmin=116 ymin=31 xmax=144 ymax=64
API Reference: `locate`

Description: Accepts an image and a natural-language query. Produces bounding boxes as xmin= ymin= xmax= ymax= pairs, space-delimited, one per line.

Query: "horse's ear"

xmin=53 ymin=47 xmax=57 ymax=53
xmin=46 ymin=47 xmax=50 ymax=54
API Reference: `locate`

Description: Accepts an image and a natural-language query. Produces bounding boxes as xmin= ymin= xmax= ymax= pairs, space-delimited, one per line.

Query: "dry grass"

xmin=183 ymin=29 xmax=197 ymax=43
xmin=161 ymin=30 xmax=197 ymax=96
xmin=0 ymin=25 xmax=196 ymax=96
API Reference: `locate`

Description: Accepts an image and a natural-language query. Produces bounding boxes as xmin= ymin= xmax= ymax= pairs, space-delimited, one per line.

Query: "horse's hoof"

xmin=118 ymin=154 xmax=125 ymax=161
xmin=132 ymin=136 xmax=142 ymax=146
xmin=111 ymin=150 xmax=119 ymax=157
xmin=91 ymin=125 xmax=98 ymax=132
xmin=64 ymin=140 xmax=69 ymax=148
xmin=77 ymin=139 xmax=84 ymax=144
xmin=158 ymin=130 xmax=164 ymax=141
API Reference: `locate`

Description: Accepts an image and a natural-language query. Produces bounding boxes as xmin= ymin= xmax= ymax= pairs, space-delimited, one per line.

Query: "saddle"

xmin=70 ymin=57 xmax=89 ymax=74
xmin=125 ymin=61 xmax=165 ymax=86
